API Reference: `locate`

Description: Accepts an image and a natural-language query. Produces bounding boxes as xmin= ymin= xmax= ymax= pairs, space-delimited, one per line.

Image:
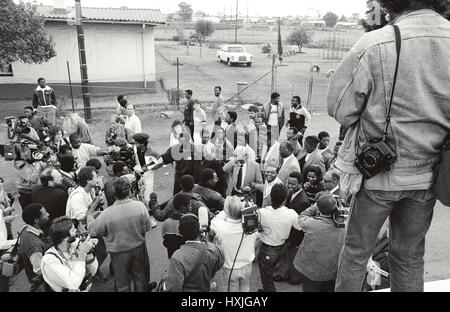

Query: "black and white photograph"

xmin=0 ymin=0 xmax=450 ymax=300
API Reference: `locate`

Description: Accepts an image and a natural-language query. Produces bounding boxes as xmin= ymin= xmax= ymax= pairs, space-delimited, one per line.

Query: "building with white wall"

xmin=0 ymin=4 xmax=165 ymax=99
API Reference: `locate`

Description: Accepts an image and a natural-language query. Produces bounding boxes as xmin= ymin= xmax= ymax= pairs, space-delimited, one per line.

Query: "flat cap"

xmin=132 ymin=133 xmax=149 ymax=144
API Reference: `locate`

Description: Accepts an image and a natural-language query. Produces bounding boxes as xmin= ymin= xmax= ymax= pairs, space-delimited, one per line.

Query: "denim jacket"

xmin=328 ymin=10 xmax=450 ymax=191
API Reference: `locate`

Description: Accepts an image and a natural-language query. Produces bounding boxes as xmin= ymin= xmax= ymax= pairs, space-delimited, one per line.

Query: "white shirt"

xmin=267 ymin=104 xmax=279 ymax=127
xmin=72 ymin=143 xmax=99 ymax=168
xmin=124 ymin=114 xmax=142 ymax=135
xmin=211 ymin=211 xmax=258 ymax=269
xmin=290 ymin=106 xmax=312 ymax=128
xmin=305 ymin=153 xmax=311 ymax=162
xmin=66 ymin=186 xmax=92 ymax=221
xmin=263 ymin=177 xmax=282 ymax=199
xmin=259 ymin=206 xmax=302 ymax=247
xmin=41 ymin=246 xmax=98 ymax=292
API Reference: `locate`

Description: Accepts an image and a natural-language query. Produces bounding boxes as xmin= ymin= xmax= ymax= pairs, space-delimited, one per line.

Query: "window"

xmin=228 ymin=47 xmax=245 ymax=53
xmin=0 ymin=62 xmax=13 ymax=76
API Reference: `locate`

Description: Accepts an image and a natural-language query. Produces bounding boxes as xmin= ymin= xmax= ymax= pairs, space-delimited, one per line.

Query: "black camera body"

xmin=354 ymin=139 xmax=396 ymax=180
xmin=332 ymin=208 xmax=348 ymax=228
xmin=241 ymin=205 xmax=260 ymax=235
xmin=105 ymin=128 xmax=119 ymax=146
xmin=15 ymin=121 xmax=32 ymax=135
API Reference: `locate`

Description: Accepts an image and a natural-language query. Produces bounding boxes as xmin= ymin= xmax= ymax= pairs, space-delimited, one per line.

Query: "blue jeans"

xmin=335 ymin=187 xmax=435 ymax=292
xmin=258 ymin=243 xmax=286 ymax=292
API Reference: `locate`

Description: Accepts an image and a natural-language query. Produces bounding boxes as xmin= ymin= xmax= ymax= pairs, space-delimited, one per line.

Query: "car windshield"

xmin=228 ymin=47 xmax=245 ymax=53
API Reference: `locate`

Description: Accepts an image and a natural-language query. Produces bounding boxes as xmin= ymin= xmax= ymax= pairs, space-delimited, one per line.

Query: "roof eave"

xmin=44 ymin=18 xmax=166 ymax=26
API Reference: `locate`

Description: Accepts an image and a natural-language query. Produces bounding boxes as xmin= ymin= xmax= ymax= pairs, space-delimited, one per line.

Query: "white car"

xmin=217 ymin=45 xmax=253 ymax=67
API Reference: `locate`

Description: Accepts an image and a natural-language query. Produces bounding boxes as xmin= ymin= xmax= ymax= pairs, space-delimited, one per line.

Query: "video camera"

xmin=104 ymin=145 xmax=136 ymax=170
xmin=241 ymin=205 xmax=261 ymax=235
xmin=0 ymin=142 xmax=51 ymax=163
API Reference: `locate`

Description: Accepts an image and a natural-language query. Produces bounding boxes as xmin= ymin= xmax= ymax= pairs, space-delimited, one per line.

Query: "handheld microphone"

xmin=198 ymin=206 xmax=209 ymax=233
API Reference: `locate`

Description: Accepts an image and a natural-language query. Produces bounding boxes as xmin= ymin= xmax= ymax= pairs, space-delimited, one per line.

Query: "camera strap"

xmin=382 ymin=25 xmax=402 ymax=143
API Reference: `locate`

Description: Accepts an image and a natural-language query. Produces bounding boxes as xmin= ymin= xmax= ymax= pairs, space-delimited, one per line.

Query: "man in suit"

xmin=284 ymin=171 xmax=311 ymax=284
xmin=247 ymin=113 xmax=268 ymax=164
xmin=225 ymin=111 xmax=238 ymax=149
xmin=183 ymin=89 xmax=195 ymax=140
xmin=255 ymin=162 xmax=283 ymax=208
xmin=278 ymin=141 xmax=301 ymax=186
xmin=223 ymin=146 xmax=263 ymax=198
xmin=318 ymin=131 xmax=334 ymax=172
xmin=302 ymin=135 xmax=326 ymax=176
xmin=323 ymin=169 xmax=349 ymax=206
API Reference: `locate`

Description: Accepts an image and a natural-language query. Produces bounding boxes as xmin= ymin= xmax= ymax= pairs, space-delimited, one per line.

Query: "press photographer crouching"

xmin=41 ymin=216 xmax=98 ymax=292
xmin=293 ymin=193 xmax=346 ymax=292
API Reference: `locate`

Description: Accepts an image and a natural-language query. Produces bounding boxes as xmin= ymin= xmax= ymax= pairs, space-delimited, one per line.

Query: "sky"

xmin=19 ymin=0 xmax=368 ymax=18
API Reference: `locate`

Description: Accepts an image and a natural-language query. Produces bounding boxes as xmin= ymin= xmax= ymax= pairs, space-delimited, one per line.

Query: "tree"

xmin=323 ymin=12 xmax=339 ymax=28
xmin=194 ymin=20 xmax=214 ymax=45
xmin=339 ymin=15 xmax=348 ymax=22
xmin=0 ymin=0 xmax=56 ymax=64
xmin=177 ymin=2 xmax=193 ymax=22
xmin=287 ymin=28 xmax=311 ymax=53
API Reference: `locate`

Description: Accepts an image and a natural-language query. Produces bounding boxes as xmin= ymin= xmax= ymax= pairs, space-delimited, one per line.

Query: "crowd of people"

xmin=1 ymin=0 xmax=449 ymax=293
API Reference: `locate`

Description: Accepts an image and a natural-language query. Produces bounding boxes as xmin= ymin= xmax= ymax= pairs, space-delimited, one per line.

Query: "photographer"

xmin=87 ymin=177 xmax=152 ymax=292
xmin=66 ymin=166 xmax=104 ymax=224
xmin=15 ymin=158 xmax=45 ymax=209
xmin=57 ymin=154 xmax=78 ymax=195
xmin=41 ymin=217 xmax=98 ymax=292
xmin=327 ymin=0 xmax=450 ymax=292
xmin=13 ymin=115 xmax=41 ymax=143
xmin=293 ymin=193 xmax=346 ymax=292
xmin=17 ymin=204 xmax=51 ymax=292
xmin=23 ymin=106 xmax=51 ymax=137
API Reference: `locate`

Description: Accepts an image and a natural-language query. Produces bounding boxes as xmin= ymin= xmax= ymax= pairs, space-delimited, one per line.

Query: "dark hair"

xmin=112 ymin=161 xmax=127 ymax=176
xmin=59 ymin=154 xmax=75 ymax=172
xmin=0 ymin=177 xmax=4 ymax=183
xmin=281 ymin=141 xmax=294 ymax=153
xmin=200 ymin=168 xmax=215 ymax=184
xmin=49 ymin=216 xmax=74 ymax=246
xmin=305 ymin=136 xmax=320 ymax=147
xmin=318 ymin=131 xmax=330 ymax=140
xmin=40 ymin=172 xmax=54 ymax=187
xmin=289 ymin=171 xmax=303 ymax=185
xmin=201 ymin=129 xmax=210 ymax=138
xmin=69 ymin=133 xmax=80 ymax=142
xmin=227 ymin=111 xmax=237 ymax=123
xmin=271 ymin=184 xmax=289 ymax=208
xmin=292 ymin=96 xmax=301 ymax=104
xmin=59 ymin=145 xmax=73 ymax=155
xmin=171 ymin=120 xmax=183 ymax=129
xmin=180 ymin=175 xmax=195 ymax=192
xmin=173 ymin=193 xmax=191 ymax=212
xmin=86 ymin=158 xmax=102 ymax=171
xmin=24 ymin=106 xmax=34 ymax=112
xmin=185 ymin=89 xmax=193 ymax=96
xmin=37 ymin=77 xmax=45 ymax=83
xmin=328 ymin=170 xmax=340 ymax=184
xmin=378 ymin=0 xmax=447 ymax=14
xmin=50 ymin=126 xmax=64 ymax=138
xmin=248 ymin=105 xmax=259 ymax=113
xmin=304 ymin=165 xmax=323 ymax=183
xmin=271 ymin=92 xmax=280 ymax=100
xmin=179 ymin=214 xmax=200 ymax=241
xmin=214 ymin=86 xmax=222 ymax=91
xmin=78 ymin=166 xmax=95 ymax=187
xmin=22 ymin=203 xmax=44 ymax=225
xmin=113 ymin=177 xmax=131 ymax=200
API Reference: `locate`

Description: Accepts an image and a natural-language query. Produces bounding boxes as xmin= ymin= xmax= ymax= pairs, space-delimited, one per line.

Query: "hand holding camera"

xmin=76 ymin=237 xmax=97 ymax=259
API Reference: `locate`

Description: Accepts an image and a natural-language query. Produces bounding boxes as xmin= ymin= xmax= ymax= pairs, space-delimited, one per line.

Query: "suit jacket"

xmin=278 ymin=154 xmax=301 ymax=186
xmin=303 ymin=149 xmax=326 ymax=176
xmin=286 ymin=189 xmax=310 ymax=246
xmin=223 ymin=159 xmax=263 ymax=196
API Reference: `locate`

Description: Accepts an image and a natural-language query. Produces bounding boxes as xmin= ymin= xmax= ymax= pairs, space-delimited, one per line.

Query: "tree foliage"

xmin=323 ymin=11 xmax=339 ymax=28
xmin=286 ymin=28 xmax=311 ymax=53
xmin=194 ymin=20 xmax=214 ymax=45
xmin=339 ymin=15 xmax=348 ymax=22
xmin=177 ymin=2 xmax=193 ymax=22
xmin=0 ymin=0 xmax=56 ymax=64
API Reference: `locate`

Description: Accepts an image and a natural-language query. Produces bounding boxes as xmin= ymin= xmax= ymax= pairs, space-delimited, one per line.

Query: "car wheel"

xmin=227 ymin=59 xmax=232 ymax=67
xmin=247 ymin=62 xmax=252 ymax=67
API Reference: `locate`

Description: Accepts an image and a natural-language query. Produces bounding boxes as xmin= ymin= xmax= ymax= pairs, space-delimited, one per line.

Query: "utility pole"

xmin=176 ymin=57 xmax=180 ymax=110
xmin=234 ymin=0 xmax=239 ymax=43
xmin=271 ymin=54 xmax=276 ymax=93
xmin=74 ymin=0 xmax=92 ymax=122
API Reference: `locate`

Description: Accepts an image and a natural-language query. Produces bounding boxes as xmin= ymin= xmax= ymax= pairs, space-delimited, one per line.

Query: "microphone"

xmin=198 ymin=206 xmax=209 ymax=233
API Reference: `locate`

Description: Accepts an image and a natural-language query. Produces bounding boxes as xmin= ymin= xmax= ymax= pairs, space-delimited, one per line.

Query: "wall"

xmin=0 ymin=22 xmax=157 ymax=99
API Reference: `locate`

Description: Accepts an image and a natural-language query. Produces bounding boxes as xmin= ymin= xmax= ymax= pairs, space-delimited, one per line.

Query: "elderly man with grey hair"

xmin=223 ymin=146 xmax=263 ymax=198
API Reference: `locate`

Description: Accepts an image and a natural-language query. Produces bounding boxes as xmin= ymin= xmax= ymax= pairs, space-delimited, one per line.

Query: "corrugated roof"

xmin=35 ymin=5 xmax=165 ymax=25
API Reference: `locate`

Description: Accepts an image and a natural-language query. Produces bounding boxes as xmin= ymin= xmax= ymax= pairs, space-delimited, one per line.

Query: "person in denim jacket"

xmin=328 ymin=0 xmax=450 ymax=292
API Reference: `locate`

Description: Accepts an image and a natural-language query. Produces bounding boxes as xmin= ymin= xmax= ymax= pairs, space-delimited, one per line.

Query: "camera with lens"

xmin=241 ymin=205 xmax=260 ymax=235
xmin=332 ymin=195 xmax=349 ymax=228
xmin=354 ymin=139 xmax=396 ymax=180
xmin=15 ymin=120 xmax=32 ymax=135
xmin=39 ymin=128 xmax=52 ymax=146
xmin=106 ymin=128 xmax=119 ymax=146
